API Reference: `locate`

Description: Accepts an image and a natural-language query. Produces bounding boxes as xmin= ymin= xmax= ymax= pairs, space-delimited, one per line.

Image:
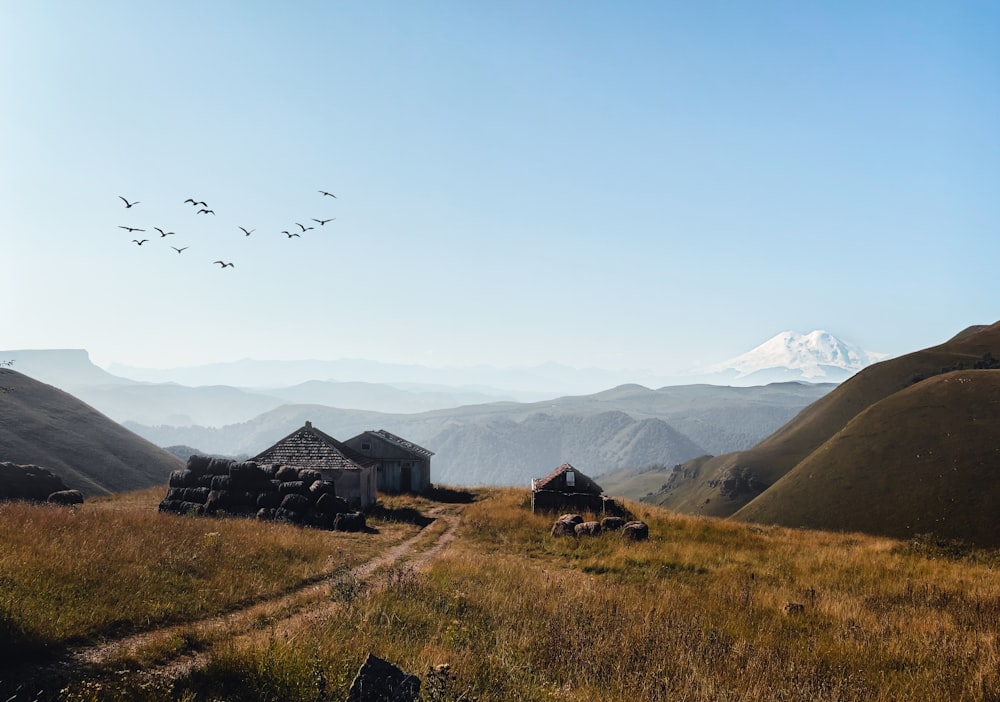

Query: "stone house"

xmin=531 ymin=463 xmax=607 ymax=514
xmin=253 ymin=421 xmax=377 ymax=509
xmin=343 ymin=429 xmax=434 ymax=494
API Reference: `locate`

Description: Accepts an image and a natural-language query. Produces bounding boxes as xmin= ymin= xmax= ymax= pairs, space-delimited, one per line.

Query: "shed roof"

xmin=361 ymin=429 xmax=435 ymax=458
xmin=532 ymin=463 xmax=603 ymax=494
xmin=253 ymin=421 xmax=376 ymax=471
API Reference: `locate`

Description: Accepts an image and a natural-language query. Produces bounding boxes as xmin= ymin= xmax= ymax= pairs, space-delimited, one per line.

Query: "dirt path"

xmin=3 ymin=506 xmax=462 ymax=698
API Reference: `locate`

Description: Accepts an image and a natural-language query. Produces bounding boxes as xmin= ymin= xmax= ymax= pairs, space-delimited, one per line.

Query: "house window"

xmin=361 ymin=441 xmax=371 ymax=451
xmin=566 ymin=471 xmax=575 ymax=487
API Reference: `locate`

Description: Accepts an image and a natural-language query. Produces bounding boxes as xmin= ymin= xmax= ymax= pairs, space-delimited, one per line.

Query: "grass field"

xmin=5 ymin=487 xmax=1000 ymax=701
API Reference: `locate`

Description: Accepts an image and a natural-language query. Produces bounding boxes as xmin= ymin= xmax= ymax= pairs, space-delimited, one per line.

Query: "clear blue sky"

xmin=3 ymin=2 xmax=998 ymax=375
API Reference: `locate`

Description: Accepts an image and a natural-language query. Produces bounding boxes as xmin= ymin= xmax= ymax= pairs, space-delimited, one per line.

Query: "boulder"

xmin=334 ymin=511 xmax=366 ymax=532
xmin=47 ymin=489 xmax=84 ymax=506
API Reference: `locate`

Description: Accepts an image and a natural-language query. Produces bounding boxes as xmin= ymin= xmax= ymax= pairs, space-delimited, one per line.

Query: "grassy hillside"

xmin=651 ymin=320 xmax=1000 ymax=518
xmin=5 ymin=488 xmax=1000 ymax=700
xmin=0 ymin=369 xmax=182 ymax=495
xmin=733 ymin=370 xmax=1000 ymax=544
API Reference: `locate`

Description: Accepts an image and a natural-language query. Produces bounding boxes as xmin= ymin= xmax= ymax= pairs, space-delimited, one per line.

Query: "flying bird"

xmin=197 ymin=209 xmax=215 ymax=215
xmin=132 ymin=239 xmax=149 ymax=245
xmin=295 ymin=222 xmax=314 ymax=232
xmin=213 ymin=260 xmax=234 ymax=268
xmin=119 ymin=226 xmax=145 ymax=233
xmin=118 ymin=196 xmax=140 ymax=208
xmin=184 ymin=199 xmax=207 ymax=206
xmin=153 ymin=227 xmax=175 ymax=237
xmin=313 ymin=218 xmax=335 ymax=225
xmin=319 ymin=190 xmax=337 ymax=198
xmin=283 ymin=231 xmax=300 ymax=238
xmin=171 ymin=246 xmax=188 ymax=253
xmin=238 ymin=226 xmax=255 ymax=236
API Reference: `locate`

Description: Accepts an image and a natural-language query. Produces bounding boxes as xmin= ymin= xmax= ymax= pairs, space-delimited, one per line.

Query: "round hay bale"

xmin=229 ymin=461 xmax=267 ymax=485
xmin=195 ymin=473 xmax=215 ymax=488
xmin=242 ymin=479 xmax=277 ymax=494
xmin=257 ymin=491 xmax=282 ymax=509
xmin=601 ymin=516 xmax=626 ymax=531
xmin=622 ymin=521 xmax=649 ymax=541
xmin=165 ymin=487 xmax=186 ymax=502
xmin=280 ymin=493 xmax=310 ymax=513
xmin=158 ymin=499 xmax=184 ymax=513
xmin=558 ymin=514 xmax=584 ymax=526
xmin=298 ymin=469 xmax=322 ymax=486
xmin=256 ymin=507 xmax=277 ymax=521
xmin=262 ymin=464 xmax=280 ymax=479
xmin=207 ymin=457 xmax=234 ymax=476
xmin=180 ymin=487 xmax=210 ymax=504
xmin=186 ymin=455 xmax=212 ymax=474
xmin=316 ymin=492 xmax=350 ymax=516
xmin=228 ymin=490 xmax=256 ymax=508
xmin=303 ymin=508 xmax=333 ymax=529
xmin=169 ymin=470 xmax=194 ymax=488
xmin=210 ymin=475 xmax=232 ymax=491
xmin=275 ymin=465 xmax=300 ymax=482
xmin=309 ymin=479 xmax=336 ymax=496
xmin=177 ymin=501 xmax=205 ymax=516
xmin=575 ymin=521 xmax=602 ymax=537
xmin=550 ymin=519 xmax=577 ymax=538
xmin=279 ymin=480 xmax=307 ymax=496
xmin=275 ymin=507 xmax=302 ymax=524
xmin=205 ymin=489 xmax=231 ymax=513
xmin=333 ymin=511 xmax=366 ymax=532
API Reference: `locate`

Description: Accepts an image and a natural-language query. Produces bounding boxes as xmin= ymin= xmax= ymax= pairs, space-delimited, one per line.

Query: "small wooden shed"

xmin=253 ymin=421 xmax=377 ymax=509
xmin=343 ymin=429 xmax=434 ymax=494
xmin=531 ymin=463 xmax=606 ymax=514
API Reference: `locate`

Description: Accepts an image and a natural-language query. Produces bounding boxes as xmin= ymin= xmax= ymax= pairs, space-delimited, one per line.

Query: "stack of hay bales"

xmin=159 ymin=456 xmax=363 ymax=531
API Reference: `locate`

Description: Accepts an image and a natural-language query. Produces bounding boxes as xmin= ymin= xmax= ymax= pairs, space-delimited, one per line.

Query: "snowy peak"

xmin=705 ymin=331 xmax=886 ymax=382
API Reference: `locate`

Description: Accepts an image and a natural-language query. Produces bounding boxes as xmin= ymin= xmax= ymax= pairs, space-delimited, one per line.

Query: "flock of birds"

xmin=116 ymin=191 xmax=338 ymax=269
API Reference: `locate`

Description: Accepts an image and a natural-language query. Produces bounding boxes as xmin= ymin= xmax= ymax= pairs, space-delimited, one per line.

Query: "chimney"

xmin=305 ymin=420 xmax=313 ymax=430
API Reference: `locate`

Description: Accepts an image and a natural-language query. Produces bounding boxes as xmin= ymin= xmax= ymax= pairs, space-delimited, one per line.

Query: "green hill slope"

xmin=649 ymin=320 xmax=1000 ymax=518
xmin=0 ymin=368 xmax=182 ymax=495
xmin=732 ymin=369 xmax=1000 ymax=544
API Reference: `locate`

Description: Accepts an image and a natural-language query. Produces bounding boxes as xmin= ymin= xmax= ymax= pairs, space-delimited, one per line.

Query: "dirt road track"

xmin=0 ymin=507 xmax=461 ymax=699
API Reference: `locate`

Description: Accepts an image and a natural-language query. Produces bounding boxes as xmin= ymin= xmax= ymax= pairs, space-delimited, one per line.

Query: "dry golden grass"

xmin=165 ymin=488 xmax=1000 ymax=701
xmin=0 ymin=487 xmax=418 ymax=660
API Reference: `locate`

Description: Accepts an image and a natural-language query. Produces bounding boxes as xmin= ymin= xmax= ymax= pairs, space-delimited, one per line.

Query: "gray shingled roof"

xmin=367 ymin=429 xmax=435 ymax=458
xmin=254 ymin=422 xmax=376 ymax=471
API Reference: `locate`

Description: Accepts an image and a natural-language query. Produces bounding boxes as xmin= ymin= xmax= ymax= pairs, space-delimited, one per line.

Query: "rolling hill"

xmin=0 ymin=368 xmax=182 ymax=496
xmin=647 ymin=321 xmax=1000 ymax=529
xmin=731 ymin=369 xmax=1000 ymax=544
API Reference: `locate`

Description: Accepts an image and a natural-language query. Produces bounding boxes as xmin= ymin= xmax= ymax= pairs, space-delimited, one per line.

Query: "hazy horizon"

xmin=4 ymin=3 xmax=997 ymax=376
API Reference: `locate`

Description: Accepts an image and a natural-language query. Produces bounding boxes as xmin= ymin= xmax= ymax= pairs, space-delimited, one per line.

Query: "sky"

xmin=2 ymin=2 xmax=998 ymax=378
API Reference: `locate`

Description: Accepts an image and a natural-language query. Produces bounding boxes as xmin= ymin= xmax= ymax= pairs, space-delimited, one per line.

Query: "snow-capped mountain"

xmin=697 ymin=331 xmax=887 ymax=384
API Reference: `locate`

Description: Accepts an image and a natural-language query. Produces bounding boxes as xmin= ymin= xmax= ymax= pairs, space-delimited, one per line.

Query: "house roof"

xmin=532 ymin=463 xmax=603 ymax=494
xmin=362 ymin=429 xmax=435 ymax=458
xmin=253 ymin=421 xmax=376 ymax=471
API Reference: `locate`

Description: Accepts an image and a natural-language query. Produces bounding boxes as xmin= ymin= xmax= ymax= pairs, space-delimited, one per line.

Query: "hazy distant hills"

xmin=123 ymin=382 xmax=834 ymax=487
xmin=646 ymin=321 xmax=1000 ymax=545
xmin=0 ymin=368 xmax=182 ymax=496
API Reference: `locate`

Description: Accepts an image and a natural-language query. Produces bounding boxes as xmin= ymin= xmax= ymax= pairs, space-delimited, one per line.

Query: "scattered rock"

xmin=347 ymin=653 xmax=421 ymax=702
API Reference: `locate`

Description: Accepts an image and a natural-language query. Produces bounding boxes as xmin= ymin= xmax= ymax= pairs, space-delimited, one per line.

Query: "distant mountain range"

xmin=694 ymin=330 xmax=886 ymax=384
xmin=640 ymin=321 xmax=1000 ymax=546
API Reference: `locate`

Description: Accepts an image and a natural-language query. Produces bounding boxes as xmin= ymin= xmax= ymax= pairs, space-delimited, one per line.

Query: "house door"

xmin=400 ymin=464 xmax=412 ymax=492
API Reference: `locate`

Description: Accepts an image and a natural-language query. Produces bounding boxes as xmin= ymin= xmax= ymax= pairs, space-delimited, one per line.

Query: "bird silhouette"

xmin=238 ymin=226 xmax=255 ymax=236
xmin=185 ymin=199 xmax=207 ymax=207
xmin=284 ymin=231 xmax=301 ymax=238
xmin=154 ymin=227 xmax=175 ymax=237
xmin=132 ymin=239 xmax=149 ymax=245
xmin=213 ymin=260 xmax=235 ymax=268
xmin=171 ymin=246 xmax=188 ymax=254
xmin=119 ymin=196 xmax=140 ymax=208
xmin=313 ymin=218 xmax=335 ymax=225
xmin=197 ymin=209 xmax=215 ymax=215
xmin=119 ymin=226 xmax=145 ymax=233
xmin=295 ymin=222 xmax=314 ymax=232
xmin=319 ymin=190 xmax=337 ymax=198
